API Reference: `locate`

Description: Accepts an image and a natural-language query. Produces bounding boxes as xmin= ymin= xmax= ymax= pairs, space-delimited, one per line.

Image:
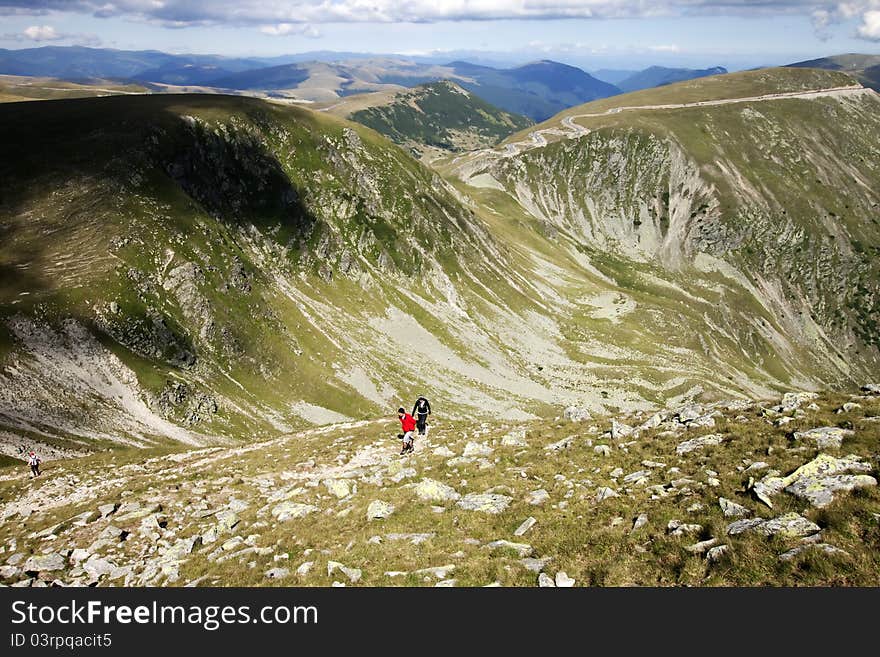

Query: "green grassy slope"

xmin=0 ymin=93 xmax=556 ymax=452
xmin=444 ymin=68 xmax=880 ymax=403
xmin=2 ymin=66 xmax=880 ymax=459
xmin=348 ymin=81 xmax=532 ymax=158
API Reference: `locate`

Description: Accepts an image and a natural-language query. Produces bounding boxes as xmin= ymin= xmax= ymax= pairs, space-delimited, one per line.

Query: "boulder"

xmin=99 ymin=525 xmax=126 ymax=541
xmin=545 ymin=436 xmax=574 ymax=451
xmin=412 ymin=565 xmax=455 ymax=579
xmin=755 ymin=453 xmax=874 ymax=508
xmin=272 ymin=502 xmax=318 ymax=521
xmin=676 ymin=433 xmax=723 ymax=455
xmin=265 ymin=567 xmax=290 ymax=580
xmin=525 ymin=489 xmax=550 ymax=505
xmin=726 ymin=512 xmax=820 ymax=538
xmin=667 ymin=520 xmax=702 ymax=537
xmin=776 ymin=392 xmax=819 ymax=412
xmin=485 ymin=540 xmax=533 ymax=557
xmin=514 ymin=517 xmax=537 ymax=536
xmin=611 ymin=419 xmax=634 ymax=440
xmin=622 ymin=470 xmax=651 ymax=485
xmin=719 ymin=497 xmax=751 ymax=518
xmin=785 ymin=474 xmax=876 ymax=508
xmin=594 ymin=487 xmax=619 ymax=503
xmin=563 ymin=406 xmax=592 ymax=422
xmin=83 ymin=556 xmax=116 ymax=580
xmin=686 ymin=538 xmax=719 ymax=554
xmin=638 ymin=412 xmax=666 ymax=432
xmin=793 ymin=427 xmax=853 ymax=450
xmin=706 ymin=545 xmax=729 ymax=563
xmin=632 ymin=513 xmax=649 ymax=532
xmin=386 ymin=533 xmax=434 ymax=545
xmin=726 ymin=518 xmax=766 ymax=535
xmin=327 ymin=561 xmax=361 ymax=583
xmin=366 ymin=500 xmax=395 ymax=520
xmin=677 ymin=405 xmax=705 ymax=423
xmin=215 ymin=510 xmax=239 ymax=531
xmin=323 ymin=479 xmax=351 ymax=499
xmin=686 ymin=415 xmax=716 ymax=429
xmin=463 ymin=442 xmax=493 ymax=458
xmin=501 ymin=430 xmax=528 ymax=447
xmin=457 ymin=493 xmax=511 ymax=514
xmin=779 ymin=543 xmax=848 ymax=561
xmin=23 ymin=553 xmax=66 ymax=573
xmin=538 ymin=572 xmax=555 ymax=587
xmin=413 ymin=479 xmax=460 ymax=503
xmin=521 ymin=557 xmax=553 ymax=573
xmin=554 ymin=572 xmax=575 ymax=587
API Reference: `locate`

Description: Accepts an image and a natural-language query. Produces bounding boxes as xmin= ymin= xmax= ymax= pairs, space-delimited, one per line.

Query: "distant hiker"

xmin=397 ymin=407 xmax=416 ymax=455
xmin=27 ymin=451 xmax=41 ymax=478
xmin=412 ymin=395 xmax=431 ymax=438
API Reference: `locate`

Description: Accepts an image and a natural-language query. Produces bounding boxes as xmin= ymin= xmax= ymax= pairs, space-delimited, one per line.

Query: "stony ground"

xmin=1 ymin=388 xmax=879 ymax=587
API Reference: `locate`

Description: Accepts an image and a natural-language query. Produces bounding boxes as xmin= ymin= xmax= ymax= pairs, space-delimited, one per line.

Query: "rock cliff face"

xmin=448 ymin=69 xmax=880 ymax=405
xmin=1 ymin=68 xmax=880 ymax=457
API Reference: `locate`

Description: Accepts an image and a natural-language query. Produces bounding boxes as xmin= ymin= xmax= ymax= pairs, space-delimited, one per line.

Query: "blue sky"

xmin=1 ymin=1 xmax=879 ymax=70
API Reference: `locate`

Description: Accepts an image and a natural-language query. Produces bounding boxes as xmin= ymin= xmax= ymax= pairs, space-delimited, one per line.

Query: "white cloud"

xmin=260 ymin=22 xmax=320 ymax=38
xmin=2 ymin=22 xmax=100 ymax=44
xmin=857 ymin=9 xmax=880 ymax=37
xmin=649 ymin=44 xmax=680 ymax=52
xmin=1 ymin=0 xmax=880 ymax=43
xmin=23 ymin=24 xmax=62 ymax=40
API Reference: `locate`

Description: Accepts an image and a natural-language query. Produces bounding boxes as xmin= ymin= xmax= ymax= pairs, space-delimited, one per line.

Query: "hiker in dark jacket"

xmin=28 ymin=451 xmax=41 ymax=478
xmin=412 ymin=396 xmax=431 ymax=437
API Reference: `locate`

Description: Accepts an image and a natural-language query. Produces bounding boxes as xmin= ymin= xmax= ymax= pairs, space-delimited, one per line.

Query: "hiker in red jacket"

xmin=397 ymin=407 xmax=417 ymax=455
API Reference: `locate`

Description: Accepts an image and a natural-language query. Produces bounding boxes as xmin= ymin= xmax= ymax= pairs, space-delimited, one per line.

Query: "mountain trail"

xmin=452 ymin=83 xmax=873 ymax=175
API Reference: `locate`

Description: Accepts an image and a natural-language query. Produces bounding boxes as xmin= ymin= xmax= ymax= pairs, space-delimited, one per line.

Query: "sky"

xmin=1 ymin=1 xmax=880 ymax=70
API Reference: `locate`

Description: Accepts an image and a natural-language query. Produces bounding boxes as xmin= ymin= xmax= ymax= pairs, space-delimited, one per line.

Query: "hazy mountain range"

xmin=0 ymin=46 xmax=733 ymax=121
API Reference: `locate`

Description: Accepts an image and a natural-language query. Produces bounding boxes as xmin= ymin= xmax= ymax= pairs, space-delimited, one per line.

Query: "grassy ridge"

xmin=349 ymin=81 xmax=533 ymax=158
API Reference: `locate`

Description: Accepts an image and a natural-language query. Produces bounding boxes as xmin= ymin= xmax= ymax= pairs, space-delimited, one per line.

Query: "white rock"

xmin=538 ymin=572 xmax=555 ymax=587
xmin=327 ymin=561 xmax=361 ymax=583
xmin=265 ymin=568 xmax=290 ymax=580
xmin=514 ymin=517 xmax=537 ymax=536
xmin=719 ymin=497 xmax=751 ymax=518
xmin=525 ymin=489 xmax=550 ymax=505
xmin=554 ymin=572 xmax=575 ymax=587
xmin=485 ymin=540 xmax=533 ymax=557
xmin=366 ymin=500 xmax=395 ymax=520
xmin=563 ymin=406 xmax=592 ymax=422
xmin=632 ymin=513 xmax=649 ymax=532
xmin=676 ymin=433 xmax=723 ymax=455
xmin=463 ymin=442 xmax=493 ymax=458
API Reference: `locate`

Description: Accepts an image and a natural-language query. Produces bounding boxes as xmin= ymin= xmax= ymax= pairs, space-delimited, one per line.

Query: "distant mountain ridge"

xmin=787 ymin=53 xmax=880 ymax=92
xmin=617 ymin=65 xmax=728 ymax=93
xmin=0 ymin=46 xmax=264 ymax=80
xmin=0 ymin=46 xmax=620 ymax=121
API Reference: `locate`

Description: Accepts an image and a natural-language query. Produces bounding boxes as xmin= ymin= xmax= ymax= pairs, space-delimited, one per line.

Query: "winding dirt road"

xmin=452 ymin=83 xmax=873 ymax=174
